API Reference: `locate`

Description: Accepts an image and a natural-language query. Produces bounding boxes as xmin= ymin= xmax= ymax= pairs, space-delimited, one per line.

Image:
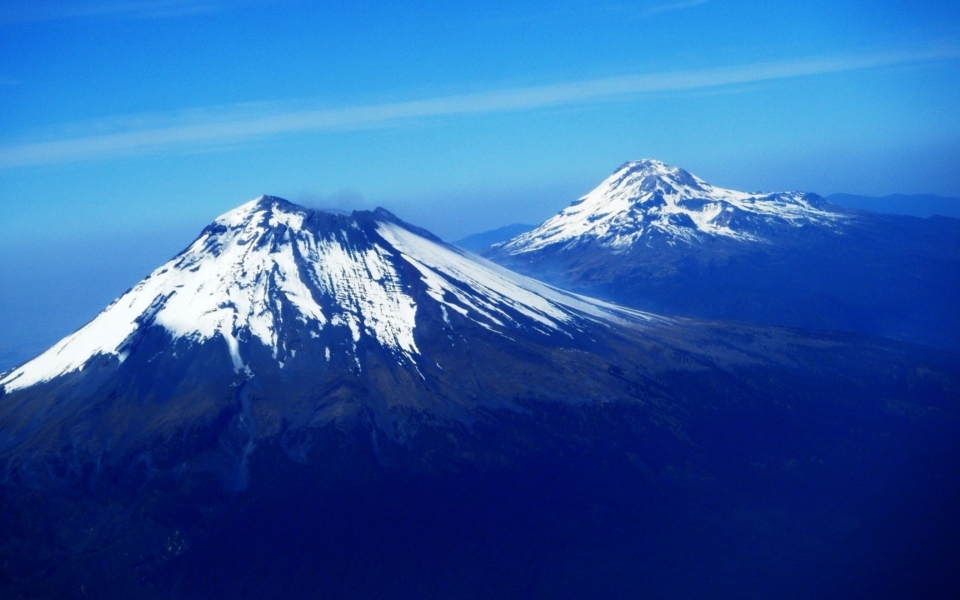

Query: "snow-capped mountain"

xmin=0 ymin=196 xmax=654 ymax=396
xmin=2 ymin=195 xmax=704 ymax=475
xmin=496 ymin=159 xmax=841 ymax=254
xmin=485 ymin=160 xmax=960 ymax=351
xmin=2 ymin=195 xmax=959 ymax=599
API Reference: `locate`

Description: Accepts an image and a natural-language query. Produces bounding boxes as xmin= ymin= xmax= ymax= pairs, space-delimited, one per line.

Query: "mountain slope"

xmin=1 ymin=196 xmax=958 ymax=599
xmin=485 ymin=160 xmax=960 ymax=351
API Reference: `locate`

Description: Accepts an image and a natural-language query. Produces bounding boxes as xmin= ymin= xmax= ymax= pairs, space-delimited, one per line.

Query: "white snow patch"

xmin=377 ymin=221 xmax=659 ymax=333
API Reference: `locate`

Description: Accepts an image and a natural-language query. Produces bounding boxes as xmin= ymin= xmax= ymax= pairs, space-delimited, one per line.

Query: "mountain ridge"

xmin=826 ymin=192 xmax=960 ymax=219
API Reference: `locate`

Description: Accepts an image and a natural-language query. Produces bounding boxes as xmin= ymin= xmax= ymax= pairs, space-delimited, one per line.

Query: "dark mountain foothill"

xmin=1 ymin=197 xmax=958 ymax=598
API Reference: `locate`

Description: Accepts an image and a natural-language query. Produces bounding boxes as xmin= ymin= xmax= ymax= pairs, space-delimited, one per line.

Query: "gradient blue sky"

xmin=1 ymin=0 xmax=959 ymax=369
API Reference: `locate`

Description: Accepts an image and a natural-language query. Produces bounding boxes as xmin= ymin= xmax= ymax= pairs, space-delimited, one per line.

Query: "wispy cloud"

xmin=0 ymin=0 xmax=263 ymax=24
xmin=1 ymin=47 xmax=956 ymax=169
xmin=642 ymin=0 xmax=710 ymax=18
xmin=480 ymin=1 xmax=710 ymax=27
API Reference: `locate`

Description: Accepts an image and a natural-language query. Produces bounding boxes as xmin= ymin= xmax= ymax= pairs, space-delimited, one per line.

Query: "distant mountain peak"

xmin=495 ymin=159 xmax=841 ymax=254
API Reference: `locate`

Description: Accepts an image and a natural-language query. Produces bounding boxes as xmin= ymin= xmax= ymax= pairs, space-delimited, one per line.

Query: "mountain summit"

xmin=495 ymin=159 xmax=839 ymax=254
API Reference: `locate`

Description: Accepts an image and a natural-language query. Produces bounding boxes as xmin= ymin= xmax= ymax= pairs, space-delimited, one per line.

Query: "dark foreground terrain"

xmin=2 ymin=336 xmax=959 ymax=599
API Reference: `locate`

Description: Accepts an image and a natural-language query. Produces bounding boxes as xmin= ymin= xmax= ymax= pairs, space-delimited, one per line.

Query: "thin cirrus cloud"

xmin=0 ymin=0 xmax=265 ymax=23
xmin=483 ymin=0 xmax=710 ymax=27
xmin=0 ymin=46 xmax=956 ymax=169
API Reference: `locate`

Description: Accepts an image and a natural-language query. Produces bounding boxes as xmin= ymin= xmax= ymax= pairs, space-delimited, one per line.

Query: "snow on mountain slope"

xmin=496 ymin=159 xmax=843 ymax=253
xmin=0 ymin=197 xmax=657 ymax=394
xmin=377 ymin=220 xmax=655 ymax=333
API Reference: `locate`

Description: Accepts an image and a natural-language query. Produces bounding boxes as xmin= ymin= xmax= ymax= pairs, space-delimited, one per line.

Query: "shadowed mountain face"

xmin=484 ymin=160 xmax=960 ymax=352
xmin=1 ymin=197 xmax=959 ymax=599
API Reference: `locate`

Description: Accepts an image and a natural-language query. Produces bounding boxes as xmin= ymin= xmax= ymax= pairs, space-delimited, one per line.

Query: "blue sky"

xmin=1 ymin=0 xmax=959 ymax=370
xmin=2 ymin=0 xmax=960 ymax=238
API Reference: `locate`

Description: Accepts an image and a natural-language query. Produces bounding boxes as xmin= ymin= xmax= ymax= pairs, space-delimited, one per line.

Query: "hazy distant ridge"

xmin=453 ymin=223 xmax=536 ymax=252
xmin=826 ymin=193 xmax=960 ymax=218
